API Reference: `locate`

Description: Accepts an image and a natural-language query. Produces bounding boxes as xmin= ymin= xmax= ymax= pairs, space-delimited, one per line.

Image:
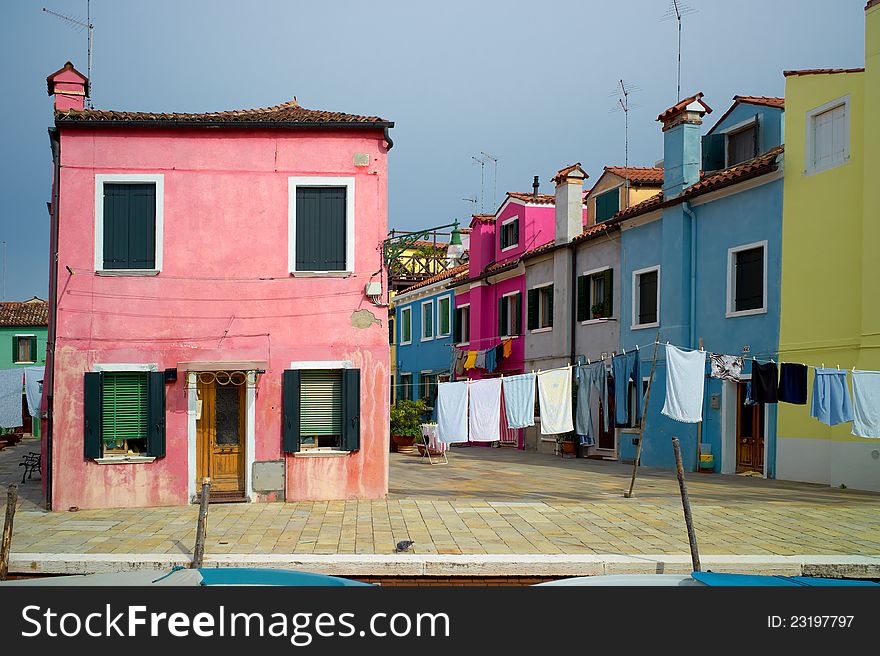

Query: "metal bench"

xmin=19 ymin=452 xmax=40 ymax=483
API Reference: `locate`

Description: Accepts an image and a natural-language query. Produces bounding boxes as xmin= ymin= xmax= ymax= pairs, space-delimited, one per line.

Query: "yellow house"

xmin=776 ymin=1 xmax=879 ymax=491
xmin=585 ymin=166 xmax=664 ymax=225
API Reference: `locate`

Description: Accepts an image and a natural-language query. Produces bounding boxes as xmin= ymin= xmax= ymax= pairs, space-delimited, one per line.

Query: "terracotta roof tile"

xmin=551 ymin=162 xmax=588 ymax=184
xmin=55 ymin=99 xmax=392 ymax=127
xmin=783 ymin=68 xmax=864 ymax=77
xmin=571 ymin=221 xmax=617 ymax=244
xmin=657 ymin=92 xmax=712 ymax=122
xmin=614 ymin=191 xmax=666 ymax=220
xmin=602 ymin=166 xmax=664 ymax=185
xmin=396 ymin=263 xmax=469 ymax=295
xmin=506 ymin=192 xmax=557 ymax=205
xmin=471 ymin=214 xmax=496 ymax=224
xmin=0 ymin=299 xmax=49 ymax=327
xmin=868 ymin=0 xmax=880 ymax=9
xmin=733 ymin=95 xmax=784 ymax=109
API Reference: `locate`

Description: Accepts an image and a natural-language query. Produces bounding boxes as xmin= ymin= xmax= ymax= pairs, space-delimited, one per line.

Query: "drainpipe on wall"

xmin=683 ymin=201 xmax=697 ymax=349
xmin=570 ymin=244 xmax=577 ymax=366
xmin=46 ymin=127 xmax=61 ymax=510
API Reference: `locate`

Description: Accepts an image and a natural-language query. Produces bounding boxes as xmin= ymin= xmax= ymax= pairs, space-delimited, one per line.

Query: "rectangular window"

xmin=421 ymin=301 xmax=434 ymax=340
xmin=13 ymin=335 xmax=37 ymax=364
xmin=454 ymin=305 xmax=470 ymax=344
xmin=101 ymin=183 xmax=157 ymax=270
xmin=400 ymin=307 xmax=412 ymax=344
xmin=499 ymin=292 xmax=522 ymax=337
xmin=528 ymin=285 xmax=553 ymax=330
xmin=437 ymin=296 xmax=451 ymax=337
xmin=299 ymin=370 xmax=343 ymax=450
xmin=101 ymin=372 xmax=149 ymax=455
xmin=633 ymin=267 xmax=659 ymax=328
xmin=500 ymin=217 xmax=519 ymax=250
xmin=809 ymin=100 xmax=848 ymax=174
xmin=728 ymin=242 xmax=767 ymax=316
xmin=577 ymin=268 xmax=613 ymax=321
xmin=400 ymin=373 xmax=413 ymax=401
xmin=594 ymin=189 xmax=620 ymax=223
xmin=726 ymin=123 xmax=757 ymax=166
xmin=420 ymin=373 xmax=439 ymax=408
xmin=294 ymin=187 xmax=347 ymax=271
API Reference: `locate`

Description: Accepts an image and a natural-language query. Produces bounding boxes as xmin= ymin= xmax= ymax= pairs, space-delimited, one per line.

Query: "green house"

xmin=0 ymin=297 xmax=48 ymax=435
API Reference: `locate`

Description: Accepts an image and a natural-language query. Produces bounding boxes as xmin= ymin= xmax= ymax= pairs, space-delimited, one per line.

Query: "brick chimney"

xmin=47 ymin=62 xmax=89 ymax=112
xmin=657 ymin=92 xmax=712 ymax=198
xmin=552 ymin=163 xmax=588 ymax=244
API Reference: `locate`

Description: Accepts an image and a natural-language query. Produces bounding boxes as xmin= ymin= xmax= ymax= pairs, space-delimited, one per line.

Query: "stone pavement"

xmin=2 ymin=445 xmax=879 ymax=562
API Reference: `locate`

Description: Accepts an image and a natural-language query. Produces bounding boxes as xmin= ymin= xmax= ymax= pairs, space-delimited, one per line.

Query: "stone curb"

xmin=10 ymin=553 xmax=880 ymax=578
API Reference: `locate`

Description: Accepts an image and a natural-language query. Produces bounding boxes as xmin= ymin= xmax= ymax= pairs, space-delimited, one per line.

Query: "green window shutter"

xmin=527 ymin=288 xmax=538 ymax=330
xmin=702 ymin=133 xmax=726 ymax=172
xmin=295 ymin=187 xmax=347 ymax=271
xmin=342 ymin=368 xmax=360 ymax=452
xmin=300 ymin=371 xmax=342 ymax=437
xmin=498 ymin=297 xmax=507 ymax=336
xmin=11 ymin=337 xmax=16 ymax=363
xmin=577 ymin=275 xmax=590 ymax=322
xmin=513 ymin=293 xmax=522 ymax=335
xmin=603 ymin=269 xmax=614 ymax=317
xmin=595 ymin=190 xmax=620 ymax=222
xmin=102 ymin=372 xmax=149 ymax=452
xmin=454 ymin=308 xmax=461 ymax=343
xmin=513 ymin=219 xmax=519 ymax=245
xmin=439 ymin=298 xmax=450 ymax=335
xmin=282 ymin=369 xmax=301 ymax=453
xmin=83 ymin=372 xmax=103 ymax=459
xmin=103 ymin=184 xmax=156 ymax=270
xmin=547 ymin=286 xmax=554 ymax=327
xmin=31 ymin=337 xmax=38 ymax=362
xmin=147 ymin=370 xmax=166 ymax=457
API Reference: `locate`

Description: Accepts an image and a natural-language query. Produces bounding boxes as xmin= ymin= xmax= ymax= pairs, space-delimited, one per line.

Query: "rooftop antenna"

xmin=43 ymin=1 xmax=94 ymax=108
xmin=471 ymin=154 xmax=491 ymax=213
xmin=480 ymin=152 xmax=498 ymax=210
xmin=609 ymin=80 xmax=641 ymax=209
xmin=661 ymin=0 xmax=697 ymax=102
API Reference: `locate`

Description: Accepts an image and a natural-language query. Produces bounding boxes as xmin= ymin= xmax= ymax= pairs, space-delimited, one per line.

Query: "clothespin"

xmin=636 ymin=344 xmax=639 ymax=351
xmin=623 ymin=347 xmax=627 ymax=355
xmin=837 ymin=364 xmax=840 ymax=371
xmin=587 ymin=358 xmax=591 ymax=365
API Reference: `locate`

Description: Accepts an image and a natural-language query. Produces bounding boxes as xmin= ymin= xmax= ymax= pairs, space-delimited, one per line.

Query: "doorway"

xmin=735 ymin=382 xmax=764 ymax=473
xmin=196 ymin=374 xmax=246 ymax=500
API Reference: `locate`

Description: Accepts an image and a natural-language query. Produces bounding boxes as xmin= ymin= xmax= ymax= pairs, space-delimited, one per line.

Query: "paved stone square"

xmin=2 ymin=441 xmax=879 ymax=558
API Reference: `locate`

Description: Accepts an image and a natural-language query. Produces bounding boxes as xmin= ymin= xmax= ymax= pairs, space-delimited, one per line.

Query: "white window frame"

xmin=289 ymin=360 xmax=352 ymax=456
xmin=632 ymin=265 xmax=660 ymax=330
xmin=13 ymin=334 xmax=37 ymax=364
xmin=721 ymin=117 xmax=758 ymax=168
xmin=580 ymin=265 xmax=613 ymax=324
xmin=288 ymin=176 xmax=356 ymax=275
xmin=94 ymin=174 xmax=164 ymax=276
xmin=92 ymin=363 xmax=160 ymax=464
xmin=500 ymin=216 xmax=520 ymax=252
xmin=455 ymin=303 xmax=471 ymax=346
xmin=399 ymin=372 xmax=413 ymax=401
xmin=529 ymin=282 xmax=553 ymax=333
xmin=437 ymin=294 xmax=452 ymax=338
xmin=399 ymin=306 xmax=412 ymax=345
xmin=805 ymin=95 xmax=850 ymax=176
xmin=501 ymin=290 xmax=521 ymax=338
xmin=726 ymin=240 xmax=768 ymax=318
xmin=421 ymin=299 xmax=434 ymax=341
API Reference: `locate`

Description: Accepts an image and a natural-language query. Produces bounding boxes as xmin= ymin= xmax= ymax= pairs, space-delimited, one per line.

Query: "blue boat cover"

xmin=691 ymin=572 xmax=878 ymax=587
xmin=197 ymin=568 xmax=373 ymax=586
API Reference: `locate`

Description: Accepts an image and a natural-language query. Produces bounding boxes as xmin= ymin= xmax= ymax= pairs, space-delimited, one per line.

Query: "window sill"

xmin=726 ymin=308 xmax=767 ymax=319
xmin=456 ymin=342 xmax=470 ymax=348
xmin=631 ymin=321 xmax=659 ymax=330
xmin=421 ymin=336 xmax=434 ymax=342
xmin=804 ymin=158 xmax=849 ymax=177
xmin=293 ymin=450 xmax=350 ymax=458
xmin=530 ymin=327 xmax=553 ymax=334
xmin=94 ymin=456 xmax=157 ymax=465
xmin=399 ymin=341 xmax=412 ymax=346
xmin=580 ymin=317 xmax=613 ymax=326
xmin=13 ymin=361 xmax=36 ymax=365
xmin=96 ymin=269 xmax=160 ymax=277
xmin=290 ymin=271 xmax=352 ymax=278
xmin=500 ymin=245 xmax=519 ymax=253
xmin=437 ymin=332 xmax=451 ymax=339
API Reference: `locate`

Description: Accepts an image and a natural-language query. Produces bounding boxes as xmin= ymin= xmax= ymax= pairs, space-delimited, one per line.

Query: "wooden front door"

xmin=196 ymin=376 xmax=246 ymax=499
xmin=736 ymin=382 xmax=765 ymax=473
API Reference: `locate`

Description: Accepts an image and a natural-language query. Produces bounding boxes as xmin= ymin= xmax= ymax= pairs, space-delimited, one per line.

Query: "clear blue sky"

xmin=0 ymin=0 xmax=867 ymax=300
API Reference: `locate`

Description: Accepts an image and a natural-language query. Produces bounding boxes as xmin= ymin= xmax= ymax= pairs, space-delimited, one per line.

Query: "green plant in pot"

xmin=591 ymin=301 xmax=608 ymax=319
xmin=390 ymin=399 xmax=428 ymax=449
xmin=556 ymin=432 xmax=578 ymax=455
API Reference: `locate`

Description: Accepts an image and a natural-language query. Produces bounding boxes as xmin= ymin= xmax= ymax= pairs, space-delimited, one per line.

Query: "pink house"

xmin=42 ymin=62 xmax=393 ymax=510
xmin=450 ymin=178 xmax=587 ymax=445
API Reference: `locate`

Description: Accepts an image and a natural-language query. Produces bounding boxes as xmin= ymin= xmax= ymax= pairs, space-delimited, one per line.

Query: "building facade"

xmin=776 ymin=2 xmax=879 ymax=491
xmin=43 ymin=62 xmax=394 ymax=509
xmin=0 ymin=298 xmax=48 ymax=436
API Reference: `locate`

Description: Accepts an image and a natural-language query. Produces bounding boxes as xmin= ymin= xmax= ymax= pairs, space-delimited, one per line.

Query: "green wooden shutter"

xmin=454 ymin=308 xmax=461 ymax=343
xmin=513 ymin=293 xmax=522 ymax=335
xmin=342 ymin=369 xmax=361 ymax=452
xmin=595 ymin=190 xmax=620 ymax=222
xmin=147 ymin=370 xmax=166 ymax=457
xmin=10 ymin=337 xmax=16 ymax=364
xmin=498 ymin=297 xmax=507 ymax=336
xmin=103 ymin=184 xmax=156 ymax=270
xmin=296 ymin=187 xmax=346 ymax=271
xmin=282 ymin=369 xmax=301 ymax=453
xmin=603 ymin=269 xmax=613 ymax=317
xmin=102 ymin=372 xmax=149 ymax=451
xmin=84 ymin=372 xmax=103 ymax=459
xmin=30 ymin=337 xmax=38 ymax=363
xmin=702 ymin=133 xmax=726 ymax=172
xmin=527 ymin=288 xmax=538 ymax=330
xmin=577 ymin=275 xmax=590 ymax=322
xmin=512 ymin=219 xmax=519 ymax=245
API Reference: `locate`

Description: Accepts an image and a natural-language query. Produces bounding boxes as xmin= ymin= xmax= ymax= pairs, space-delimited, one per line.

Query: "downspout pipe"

xmin=682 ymin=201 xmax=697 ymax=349
xmin=46 ymin=127 xmax=61 ymax=510
xmin=570 ymin=244 xmax=577 ymax=366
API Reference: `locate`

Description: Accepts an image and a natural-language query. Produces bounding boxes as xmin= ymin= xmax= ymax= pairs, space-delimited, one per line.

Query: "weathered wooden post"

xmin=191 ymin=477 xmax=211 ymax=569
xmin=1 ymin=483 xmax=19 ymax=580
xmin=672 ymin=437 xmax=701 ymax=572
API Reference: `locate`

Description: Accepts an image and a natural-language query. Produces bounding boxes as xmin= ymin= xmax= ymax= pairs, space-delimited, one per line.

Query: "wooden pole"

xmin=1 ymin=483 xmax=19 ymax=580
xmin=672 ymin=437 xmax=701 ymax=572
xmin=624 ymin=331 xmax=660 ymax=498
xmin=696 ymin=337 xmax=703 ymax=471
xmin=191 ymin=477 xmax=211 ymax=569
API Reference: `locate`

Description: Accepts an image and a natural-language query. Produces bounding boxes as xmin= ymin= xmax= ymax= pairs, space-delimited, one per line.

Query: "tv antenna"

xmin=472 ymin=155 xmax=492 ymax=213
xmin=609 ymin=79 xmax=641 ymax=209
xmin=661 ymin=0 xmax=697 ymax=102
xmin=43 ymin=1 xmax=94 ymax=107
xmin=480 ymin=152 xmax=498 ymax=210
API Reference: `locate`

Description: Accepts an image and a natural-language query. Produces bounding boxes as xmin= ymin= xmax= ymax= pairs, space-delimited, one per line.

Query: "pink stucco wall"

xmin=492 ymin=200 xmax=555 ymax=264
xmin=50 ymin=126 xmax=390 ymax=509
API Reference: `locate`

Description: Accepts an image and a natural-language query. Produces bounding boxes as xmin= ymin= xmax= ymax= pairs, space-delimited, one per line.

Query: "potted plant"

xmin=591 ymin=302 xmax=607 ymax=320
xmin=556 ymin=433 xmax=578 ymax=456
xmin=391 ymin=399 xmax=427 ymax=451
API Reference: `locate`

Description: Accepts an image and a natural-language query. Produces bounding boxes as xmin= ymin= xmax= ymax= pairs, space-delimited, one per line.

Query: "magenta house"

xmin=42 ymin=62 xmax=393 ymax=510
xmin=450 ymin=181 xmax=587 ymax=446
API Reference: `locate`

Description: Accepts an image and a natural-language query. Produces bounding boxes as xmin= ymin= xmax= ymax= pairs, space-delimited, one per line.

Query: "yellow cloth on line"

xmin=464 ymin=351 xmax=478 ymax=370
xmin=502 ymin=338 xmax=513 ymax=359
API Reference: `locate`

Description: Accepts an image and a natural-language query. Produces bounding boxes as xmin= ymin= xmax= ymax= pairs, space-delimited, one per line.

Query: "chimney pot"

xmin=47 ymin=61 xmax=89 ymax=112
xmin=532 ymin=176 xmax=540 ymax=197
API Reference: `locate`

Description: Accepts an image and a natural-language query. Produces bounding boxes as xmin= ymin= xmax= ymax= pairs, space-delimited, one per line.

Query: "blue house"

xmin=616 ymin=92 xmax=785 ymax=475
xmin=394 ymin=264 xmax=468 ymax=412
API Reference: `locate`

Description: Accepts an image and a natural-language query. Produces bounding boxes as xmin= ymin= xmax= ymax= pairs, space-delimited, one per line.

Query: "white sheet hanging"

xmin=468 ymin=378 xmax=502 ymax=442
xmin=661 ymin=344 xmax=707 ymax=423
xmin=537 ymin=368 xmax=574 ymax=435
xmin=436 ymin=381 xmax=469 ymax=443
